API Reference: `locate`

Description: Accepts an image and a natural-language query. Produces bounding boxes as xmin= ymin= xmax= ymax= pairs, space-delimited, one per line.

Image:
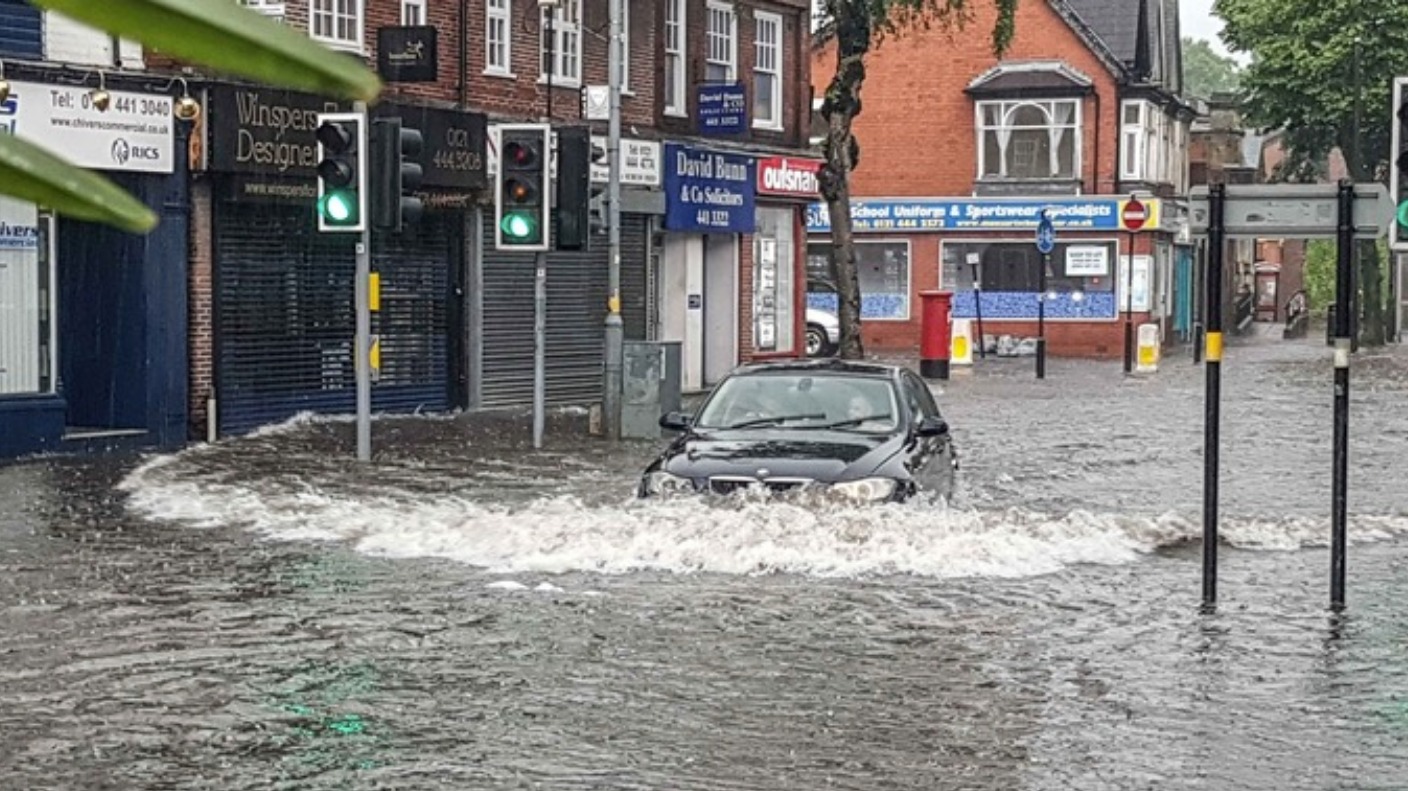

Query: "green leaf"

xmin=0 ymin=133 xmax=157 ymax=233
xmin=30 ymin=0 xmax=382 ymax=103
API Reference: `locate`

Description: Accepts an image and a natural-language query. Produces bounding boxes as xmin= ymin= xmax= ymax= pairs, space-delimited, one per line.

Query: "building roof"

xmin=965 ymin=61 xmax=1095 ymax=96
xmin=1058 ymin=0 xmax=1182 ymax=94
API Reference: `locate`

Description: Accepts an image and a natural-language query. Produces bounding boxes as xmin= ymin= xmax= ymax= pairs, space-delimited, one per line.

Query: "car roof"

xmin=728 ymin=358 xmax=905 ymax=379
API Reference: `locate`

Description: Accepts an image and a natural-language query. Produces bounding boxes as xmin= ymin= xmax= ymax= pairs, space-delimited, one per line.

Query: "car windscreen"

xmin=694 ymin=373 xmax=899 ymax=432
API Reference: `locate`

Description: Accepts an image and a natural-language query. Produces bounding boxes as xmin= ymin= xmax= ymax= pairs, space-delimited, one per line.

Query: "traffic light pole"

xmin=354 ymin=101 xmax=372 ymax=462
xmin=602 ymin=0 xmax=624 ymax=441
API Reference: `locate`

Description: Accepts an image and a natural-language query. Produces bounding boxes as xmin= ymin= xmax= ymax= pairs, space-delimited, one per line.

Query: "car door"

xmin=901 ymin=371 xmax=954 ymax=493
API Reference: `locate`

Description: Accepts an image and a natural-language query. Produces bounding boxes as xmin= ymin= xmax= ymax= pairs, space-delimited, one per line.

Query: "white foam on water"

xmin=118 ymin=449 xmax=1408 ymax=581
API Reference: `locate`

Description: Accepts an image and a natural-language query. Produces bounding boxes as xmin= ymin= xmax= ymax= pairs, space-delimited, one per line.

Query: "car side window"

xmin=903 ymin=372 xmax=940 ymax=419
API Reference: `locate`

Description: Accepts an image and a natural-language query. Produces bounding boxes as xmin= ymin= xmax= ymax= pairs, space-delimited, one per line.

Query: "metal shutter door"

xmin=214 ymin=202 xmax=451 ymax=435
xmin=479 ymin=223 xmax=613 ymax=407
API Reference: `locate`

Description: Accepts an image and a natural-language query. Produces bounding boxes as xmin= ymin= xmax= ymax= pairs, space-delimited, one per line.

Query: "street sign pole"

xmin=1121 ymin=196 xmax=1148 ymax=375
xmin=1035 ymin=210 xmax=1055 ymax=380
xmin=1202 ymin=183 xmax=1226 ymax=610
xmin=1331 ymin=180 xmax=1354 ymax=610
xmin=353 ymin=100 xmax=371 ymax=463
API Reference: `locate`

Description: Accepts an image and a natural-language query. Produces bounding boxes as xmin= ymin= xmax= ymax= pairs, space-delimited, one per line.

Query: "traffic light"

xmin=315 ymin=112 xmax=366 ymax=233
xmin=555 ymin=126 xmax=592 ymax=250
xmin=1393 ymin=77 xmax=1408 ymax=251
xmin=495 ymin=124 xmax=550 ymax=251
xmin=371 ymin=117 xmax=424 ymax=233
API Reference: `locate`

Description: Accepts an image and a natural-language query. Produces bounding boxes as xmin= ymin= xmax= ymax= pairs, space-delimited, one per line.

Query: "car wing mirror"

xmin=660 ymin=411 xmax=693 ymax=432
xmin=916 ymin=416 xmax=949 ymax=438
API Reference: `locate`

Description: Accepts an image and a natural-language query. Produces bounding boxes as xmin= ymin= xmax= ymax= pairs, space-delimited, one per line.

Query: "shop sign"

xmin=663 ymin=143 xmax=755 ymax=234
xmin=377 ymin=26 xmax=439 ymax=83
xmin=806 ymin=197 xmax=1164 ymax=234
xmin=2 ymin=79 xmax=174 ymax=174
xmin=209 ymin=87 xmax=341 ymax=178
xmin=1065 ymin=245 xmax=1110 ymax=276
xmin=375 ymin=104 xmax=487 ymax=189
xmin=756 ymin=156 xmax=822 ymax=199
xmin=697 ymin=83 xmax=747 ymax=136
xmin=210 ymin=88 xmax=488 ymax=191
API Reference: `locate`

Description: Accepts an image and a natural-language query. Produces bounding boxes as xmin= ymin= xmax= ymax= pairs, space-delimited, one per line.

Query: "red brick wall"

xmin=658 ymin=0 xmax=811 ymax=150
xmin=810 ymin=0 xmax=1121 ymax=197
xmin=188 ymin=178 xmax=214 ymax=438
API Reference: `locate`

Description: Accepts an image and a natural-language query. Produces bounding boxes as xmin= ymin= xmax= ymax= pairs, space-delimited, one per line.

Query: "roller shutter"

xmin=213 ymin=200 xmax=456 ymax=435
xmin=478 ymin=214 xmax=648 ymax=407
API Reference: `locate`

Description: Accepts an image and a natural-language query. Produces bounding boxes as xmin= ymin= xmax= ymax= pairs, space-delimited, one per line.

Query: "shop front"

xmin=659 ymin=142 xmax=756 ymax=392
xmin=0 ymin=72 xmax=189 ymax=457
xmin=202 ymin=86 xmax=485 ymax=436
xmin=805 ymin=196 xmax=1172 ymax=358
xmin=751 ymin=155 xmax=824 ymax=362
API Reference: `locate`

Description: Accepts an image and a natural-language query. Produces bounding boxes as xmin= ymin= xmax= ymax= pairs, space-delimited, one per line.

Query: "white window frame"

xmin=539 ymin=0 xmax=583 ymax=87
xmin=618 ymin=0 xmax=631 ymax=94
xmin=1120 ymin=100 xmax=1145 ymax=181
xmin=975 ymin=98 xmax=1082 ymax=180
xmin=485 ymin=0 xmax=513 ymax=77
xmin=664 ymin=0 xmax=687 ymax=116
xmin=309 ymin=0 xmax=362 ymax=52
xmin=242 ymin=0 xmax=285 ymax=16
xmin=753 ymin=10 xmax=783 ymax=130
xmin=705 ymin=2 xmax=738 ymax=84
xmin=400 ymin=0 xmax=425 ymax=25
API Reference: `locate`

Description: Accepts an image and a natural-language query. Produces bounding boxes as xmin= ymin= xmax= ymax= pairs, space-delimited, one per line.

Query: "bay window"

xmin=977 ymin=99 xmax=1081 ymax=180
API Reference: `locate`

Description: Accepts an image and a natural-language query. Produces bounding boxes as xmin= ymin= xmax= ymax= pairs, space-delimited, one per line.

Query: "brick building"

xmin=150 ymin=0 xmax=822 ymax=439
xmin=0 ymin=2 xmax=191 ymax=457
xmin=807 ymin=0 xmax=1197 ymax=359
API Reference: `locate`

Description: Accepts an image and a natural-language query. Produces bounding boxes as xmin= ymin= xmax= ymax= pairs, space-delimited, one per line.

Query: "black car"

xmin=638 ymin=359 xmax=957 ymax=503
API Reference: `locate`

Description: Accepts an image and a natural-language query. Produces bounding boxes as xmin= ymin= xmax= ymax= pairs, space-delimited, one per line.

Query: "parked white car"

xmin=806 ymin=305 xmax=840 ymax=357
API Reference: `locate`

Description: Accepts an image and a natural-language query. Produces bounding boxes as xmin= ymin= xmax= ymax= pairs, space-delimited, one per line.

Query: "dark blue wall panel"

xmin=0 ymin=0 xmax=42 ymax=61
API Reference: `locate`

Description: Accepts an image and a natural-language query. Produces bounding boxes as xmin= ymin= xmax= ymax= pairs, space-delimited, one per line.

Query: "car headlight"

xmin=829 ymin=477 xmax=898 ymax=502
xmin=642 ymin=471 xmax=695 ymax=496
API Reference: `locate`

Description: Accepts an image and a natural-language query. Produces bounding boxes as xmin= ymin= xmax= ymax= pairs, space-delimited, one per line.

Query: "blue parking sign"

xmin=1035 ymin=210 xmax=1055 ymax=254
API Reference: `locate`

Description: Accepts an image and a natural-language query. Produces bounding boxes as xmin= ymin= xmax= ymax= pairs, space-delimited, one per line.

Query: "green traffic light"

xmin=1397 ymin=200 xmax=1408 ymax=229
xmin=500 ymin=212 xmax=537 ymax=240
xmin=318 ymin=190 xmax=358 ymax=224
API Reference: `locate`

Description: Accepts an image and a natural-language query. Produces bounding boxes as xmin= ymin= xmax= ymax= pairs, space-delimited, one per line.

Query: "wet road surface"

xmin=4 ymin=332 xmax=1408 ymax=789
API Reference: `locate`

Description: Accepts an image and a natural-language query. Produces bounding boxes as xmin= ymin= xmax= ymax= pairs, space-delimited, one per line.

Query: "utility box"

xmin=622 ymin=341 xmax=682 ymax=439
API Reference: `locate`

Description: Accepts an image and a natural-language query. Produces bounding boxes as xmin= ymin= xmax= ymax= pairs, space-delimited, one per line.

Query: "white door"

xmin=703 ymin=234 xmax=739 ymax=386
xmin=658 ymin=234 xmax=706 ymax=392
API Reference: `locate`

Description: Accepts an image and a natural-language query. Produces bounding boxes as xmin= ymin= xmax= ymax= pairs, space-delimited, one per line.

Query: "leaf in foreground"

xmin=0 ymin=133 xmax=158 ymax=233
xmin=30 ymin=0 xmax=382 ymax=103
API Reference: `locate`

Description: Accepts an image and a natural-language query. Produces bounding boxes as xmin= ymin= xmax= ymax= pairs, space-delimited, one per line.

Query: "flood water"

xmin=3 ymin=333 xmax=1408 ymax=789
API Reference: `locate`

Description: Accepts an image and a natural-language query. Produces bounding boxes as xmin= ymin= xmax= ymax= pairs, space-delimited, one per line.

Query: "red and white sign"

xmin=1122 ymin=197 xmax=1149 ymax=231
xmin=757 ymin=156 xmax=823 ymax=198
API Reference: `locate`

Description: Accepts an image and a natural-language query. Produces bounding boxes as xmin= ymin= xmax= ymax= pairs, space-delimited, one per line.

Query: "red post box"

xmin=919 ymin=290 xmax=953 ymax=380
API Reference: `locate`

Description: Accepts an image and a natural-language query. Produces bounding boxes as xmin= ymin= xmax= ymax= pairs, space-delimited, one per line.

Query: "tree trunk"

xmin=816 ymin=5 xmax=870 ymax=361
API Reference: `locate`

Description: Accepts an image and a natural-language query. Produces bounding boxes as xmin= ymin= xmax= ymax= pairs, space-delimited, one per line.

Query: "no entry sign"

xmin=1122 ymin=197 xmax=1149 ymax=231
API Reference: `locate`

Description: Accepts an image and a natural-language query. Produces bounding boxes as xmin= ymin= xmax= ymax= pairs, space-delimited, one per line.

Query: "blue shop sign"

xmin=697 ymin=83 xmax=747 ymax=135
xmin=663 ymin=143 xmax=756 ymax=233
xmin=806 ymin=197 xmax=1158 ymax=234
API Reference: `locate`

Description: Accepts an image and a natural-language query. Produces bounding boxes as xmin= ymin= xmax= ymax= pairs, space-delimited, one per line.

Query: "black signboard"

xmin=378 ymin=26 xmax=439 ymax=83
xmin=208 ymin=86 xmax=343 ymax=178
xmin=373 ymin=103 xmax=487 ymax=190
xmin=208 ymin=86 xmax=486 ymax=192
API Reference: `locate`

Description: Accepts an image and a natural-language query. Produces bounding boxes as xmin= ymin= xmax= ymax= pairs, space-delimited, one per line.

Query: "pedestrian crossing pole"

xmin=1201 ymin=182 xmax=1225 ymax=609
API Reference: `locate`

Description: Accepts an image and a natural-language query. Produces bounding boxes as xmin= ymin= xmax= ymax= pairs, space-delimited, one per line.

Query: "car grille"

xmin=707 ymin=476 xmax=815 ymax=496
